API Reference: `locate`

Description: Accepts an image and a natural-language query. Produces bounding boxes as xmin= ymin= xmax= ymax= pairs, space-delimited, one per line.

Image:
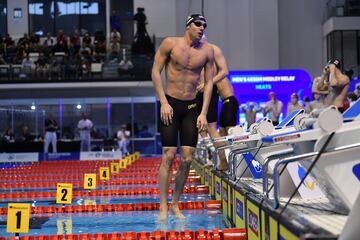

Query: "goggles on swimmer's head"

xmin=186 ymin=14 xmax=207 ymax=28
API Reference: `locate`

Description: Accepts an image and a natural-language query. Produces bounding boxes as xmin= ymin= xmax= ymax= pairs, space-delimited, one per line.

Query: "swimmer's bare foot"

xmin=170 ymin=204 xmax=186 ymax=219
xmin=204 ymin=159 xmax=214 ymax=168
xmin=217 ymin=163 xmax=228 ymax=171
xmin=157 ymin=206 xmax=168 ymax=222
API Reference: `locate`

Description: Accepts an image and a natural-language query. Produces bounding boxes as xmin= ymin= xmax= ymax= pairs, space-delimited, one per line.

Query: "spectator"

xmin=48 ymin=53 xmax=63 ymax=80
xmin=35 ymin=52 xmax=49 ymax=79
xmin=19 ymin=126 xmax=33 ymax=142
xmin=118 ymin=49 xmax=134 ymax=71
xmin=69 ymin=30 xmax=81 ymax=56
xmin=77 ymin=113 xmax=93 ymax=152
xmin=94 ymin=31 xmax=106 ymax=47
xmin=43 ymin=32 xmax=54 ymax=48
xmin=241 ymin=102 xmax=261 ymax=128
xmin=134 ymin=7 xmax=148 ymax=37
xmin=117 ymin=124 xmax=130 ymax=156
xmin=110 ymin=10 xmax=121 ymax=31
xmin=0 ymin=53 xmax=6 ymax=64
xmin=79 ymin=56 xmax=91 ymax=79
xmin=4 ymin=34 xmax=14 ymax=47
xmin=286 ymin=93 xmax=303 ymax=116
xmin=110 ymin=28 xmax=121 ymax=41
xmin=21 ymin=54 xmax=36 ymax=78
xmin=82 ymin=32 xmax=92 ymax=50
xmin=63 ymin=54 xmax=80 ymax=79
xmin=4 ymin=128 xmax=15 ymax=142
xmin=18 ymin=33 xmax=30 ymax=47
xmin=29 ymin=31 xmax=40 ymax=48
xmin=43 ymin=32 xmax=54 ymax=57
xmin=44 ymin=113 xmax=58 ymax=153
xmin=55 ymin=29 xmax=68 ymax=52
xmin=93 ymin=40 xmax=106 ymax=63
xmin=110 ymin=29 xmax=121 ymax=58
xmin=263 ymin=92 xmax=283 ymax=126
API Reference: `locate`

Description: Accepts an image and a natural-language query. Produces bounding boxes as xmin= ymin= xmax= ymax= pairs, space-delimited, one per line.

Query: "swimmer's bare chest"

xmin=166 ymin=44 xmax=208 ymax=99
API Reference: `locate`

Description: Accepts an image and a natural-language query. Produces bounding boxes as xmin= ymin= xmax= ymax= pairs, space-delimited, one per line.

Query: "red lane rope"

xmin=6 ymin=228 xmax=247 ymax=240
xmin=0 ymin=200 xmax=221 ymax=215
xmin=0 ymin=176 xmax=201 ymax=189
xmin=0 ymin=185 xmax=209 ymax=200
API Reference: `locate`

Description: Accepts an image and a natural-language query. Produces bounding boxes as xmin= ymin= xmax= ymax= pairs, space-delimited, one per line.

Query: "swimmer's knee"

xmin=163 ymin=149 xmax=176 ymax=160
xmin=179 ymin=158 xmax=192 ymax=171
xmin=181 ymin=156 xmax=193 ymax=164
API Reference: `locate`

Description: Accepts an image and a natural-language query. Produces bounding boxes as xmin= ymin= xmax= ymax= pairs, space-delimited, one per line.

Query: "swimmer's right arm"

xmin=316 ymin=68 xmax=330 ymax=92
xmin=151 ymin=38 xmax=175 ymax=125
xmin=313 ymin=78 xmax=329 ymax=94
xmin=212 ymin=45 xmax=228 ymax=84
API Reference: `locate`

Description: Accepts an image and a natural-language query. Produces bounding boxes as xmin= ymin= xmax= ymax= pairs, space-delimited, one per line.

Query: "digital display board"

xmin=227 ymin=69 xmax=312 ymax=126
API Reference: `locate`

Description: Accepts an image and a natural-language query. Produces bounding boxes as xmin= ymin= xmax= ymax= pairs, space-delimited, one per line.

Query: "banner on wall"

xmin=80 ymin=151 xmax=123 ymax=161
xmin=39 ymin=152 xmax=80 ymax=161
xmin=0 ymin=153 xmax=38 ymax=163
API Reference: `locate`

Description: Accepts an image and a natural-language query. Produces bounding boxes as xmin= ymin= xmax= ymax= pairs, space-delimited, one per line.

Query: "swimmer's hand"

xmin=197 ymin=114 xmax=208 ymax=131
xmin=160 ymin=103 xmax=173 ymax=126
xmin=196 ymin=83 xmax=204 ymax=92
xmin=323 ymin=66 xmax=330 ymax=75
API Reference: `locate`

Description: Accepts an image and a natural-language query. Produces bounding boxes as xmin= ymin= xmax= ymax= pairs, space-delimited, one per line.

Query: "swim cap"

xmin=186 ymin=14 xmax=207 ymax=27
xmin=327 ymin=59 xmax=341 ymax=70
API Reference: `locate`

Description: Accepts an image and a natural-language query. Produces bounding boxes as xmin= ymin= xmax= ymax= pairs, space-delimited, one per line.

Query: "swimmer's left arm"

xmin=329 ymin=65 xmax=349 ymax=88
xmin=329 ymin=64 xmax=350 ymax=88
xmin=212 ymin=45 xmax=229 ymax=84
xmin=329 ymin=64 xmax=340 ymax=87
xmin=197 ymin=46 xmax=214 ymax=130
xmin=201 ymin=46 xmax=215 ymax=116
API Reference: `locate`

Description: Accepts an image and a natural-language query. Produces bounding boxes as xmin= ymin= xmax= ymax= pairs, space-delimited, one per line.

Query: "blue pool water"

xmin=0 ymin=210 xmax=225 ymax=237
xmin=0 ymin=194 xmax=210 ymax=207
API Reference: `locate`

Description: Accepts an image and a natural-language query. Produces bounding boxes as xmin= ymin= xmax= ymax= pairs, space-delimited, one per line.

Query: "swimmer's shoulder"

xmin=162 ymin=37 xmax=182 ymax=46
xmin=158 ymin=37 xmax=180 ymax=53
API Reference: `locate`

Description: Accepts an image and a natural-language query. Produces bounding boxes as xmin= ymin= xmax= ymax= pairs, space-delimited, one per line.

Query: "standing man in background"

xmin=110 ymin=10 xmax=121 ymax=32
xmin=77 ymin=113 xmax=93 ymax=152
xmin=263 ymin=92 xmax=283 ymax=126
xmin=241 ymin=102 xmax=261 ymax=128
xmin=286 ymin=93 xmax=303 ymax=116
xmin=117 ymin=124 xmax=131 ymax=156
xmin=44 ymin=113 xmax=58 ymax=153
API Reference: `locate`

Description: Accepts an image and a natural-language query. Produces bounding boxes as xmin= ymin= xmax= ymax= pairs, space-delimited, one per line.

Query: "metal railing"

xmin=326 ymin=0 xmax=360 ymax=19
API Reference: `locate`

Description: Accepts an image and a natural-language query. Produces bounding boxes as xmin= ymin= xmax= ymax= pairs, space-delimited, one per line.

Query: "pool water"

xmin=0 ymin=210 xmax=225 ymax=237
xmin=0 ymin=194 xmax=210 ymax=207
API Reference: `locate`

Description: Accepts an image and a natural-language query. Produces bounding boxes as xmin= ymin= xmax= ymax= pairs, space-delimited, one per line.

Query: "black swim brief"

xmin=158 ymin=95 xmax=198 ymax=147
xmin=219 ymin=95 xmax=239 ymax=128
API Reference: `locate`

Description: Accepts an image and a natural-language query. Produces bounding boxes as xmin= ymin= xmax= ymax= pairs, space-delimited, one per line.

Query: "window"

xmin=0 ymin=0 xmax=6 ymax=36
xmin=29 ymin=0 xmax=106 ymax=36
xmin=29 ymin=3 xmax=43 ymax=15
xmin=327 ymin=30 xmax=360 ymax=75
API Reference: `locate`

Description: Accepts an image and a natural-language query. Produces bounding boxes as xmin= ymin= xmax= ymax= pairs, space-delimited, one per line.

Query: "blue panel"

xmin=243 ymin=152 xmax=262 ymax=179
xmin=343 ymin=99 xmax=360 ymax=120
xmin=353 ymin=163 xmax=360 ymax=181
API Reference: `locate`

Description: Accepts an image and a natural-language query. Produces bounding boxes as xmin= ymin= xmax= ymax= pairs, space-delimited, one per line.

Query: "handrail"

xmin=272 ymin=142 xmax=360 ymax=209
